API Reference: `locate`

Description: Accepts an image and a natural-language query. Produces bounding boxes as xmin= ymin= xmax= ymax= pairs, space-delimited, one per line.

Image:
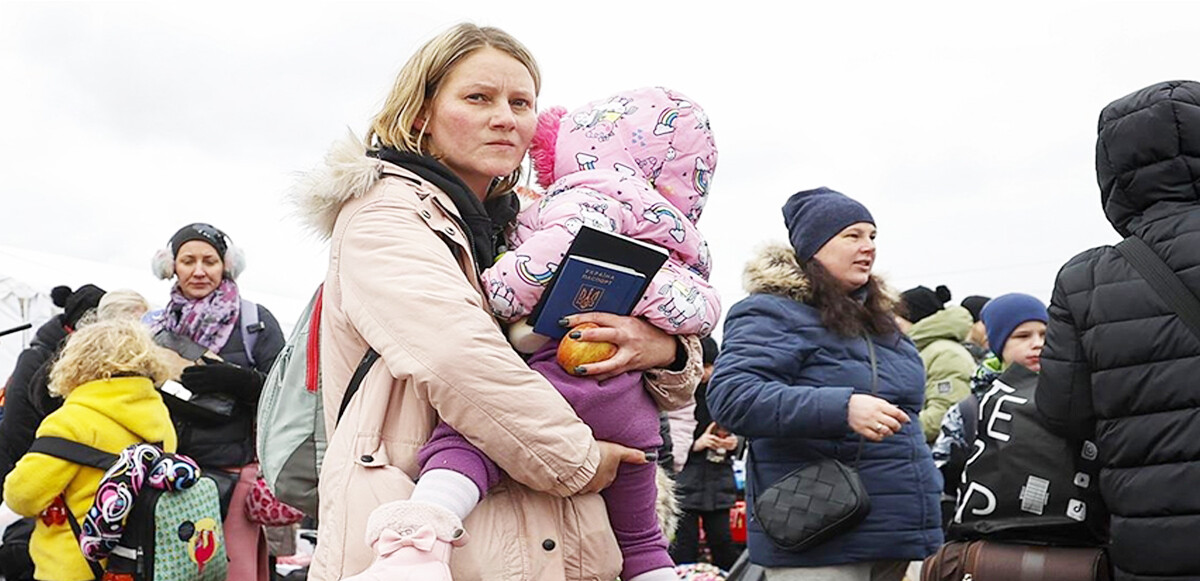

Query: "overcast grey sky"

xmin=2 ymin=0 xmax=1198 ymax=331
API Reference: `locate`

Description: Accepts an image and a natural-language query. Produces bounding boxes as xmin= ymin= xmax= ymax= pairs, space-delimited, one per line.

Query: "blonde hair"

xmin=97 ymin=289 xmax=151 ymax=321
xmin=49 ymin=318 xmax=169 ymax=397
xmin=367 ymin=22 xmax=541 ymax=196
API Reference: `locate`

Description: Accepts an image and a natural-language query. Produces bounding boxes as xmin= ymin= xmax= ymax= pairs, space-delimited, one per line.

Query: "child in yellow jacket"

xmin=2 ymin=317 xmax=177 ymax=581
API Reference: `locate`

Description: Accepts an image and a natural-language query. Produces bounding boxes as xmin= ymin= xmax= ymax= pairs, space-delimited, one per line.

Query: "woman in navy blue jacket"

xmin=708 ymin=188 xmax=942 ymax=580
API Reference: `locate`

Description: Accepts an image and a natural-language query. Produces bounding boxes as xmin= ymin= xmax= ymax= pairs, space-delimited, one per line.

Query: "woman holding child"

xmin=292 ymin=23 xmax=702 ymax=580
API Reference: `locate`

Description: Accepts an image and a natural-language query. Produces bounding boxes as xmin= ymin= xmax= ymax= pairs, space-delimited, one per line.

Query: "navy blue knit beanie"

xmin=980 ymin=293 xmax=1047 ymax=361
xmin=782 ymin=187 xmax=875 ymax=261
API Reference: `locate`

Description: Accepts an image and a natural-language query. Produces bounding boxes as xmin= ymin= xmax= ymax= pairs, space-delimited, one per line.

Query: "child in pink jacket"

xmin=352 ymin=87 xmax=720 ymax=581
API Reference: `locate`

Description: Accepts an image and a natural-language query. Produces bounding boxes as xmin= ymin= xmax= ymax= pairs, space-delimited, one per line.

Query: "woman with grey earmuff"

xmin=147 ymin=222 xmax=285 ymax=581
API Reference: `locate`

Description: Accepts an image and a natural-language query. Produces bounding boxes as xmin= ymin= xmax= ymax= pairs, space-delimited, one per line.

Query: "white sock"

xmin=410 ymin=469 xmax=481 ymax=521
xmin=628 ymin=567 xmax=677 ymax=581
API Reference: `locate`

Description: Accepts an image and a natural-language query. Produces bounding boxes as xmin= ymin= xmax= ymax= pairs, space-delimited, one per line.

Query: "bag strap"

xmin=305 ymin=286 xmax=324 ymax=393
xmin=1115 ymin=235 xmax=1200 ymax=341
xmin=31 ymin=437 xmax=112 ymax=581
xmin=853 ymin=337 xmax=881 ymax=467
xmin=57 ymin=494 xmax=103 ymax=581
xmin=335 ymin=348 xmax=381 ymax=427
xmin=240 ymin=298 xmax=261 ymax=367
xmin=961 ymin=394 xmax=980 ymax=445
xmin=28 ymin=437 xmax=118 ymax=470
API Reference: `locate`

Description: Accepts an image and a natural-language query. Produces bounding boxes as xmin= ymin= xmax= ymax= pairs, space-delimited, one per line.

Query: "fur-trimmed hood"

xmin=742 ymin=242 xmax=811 ymax=303
xmin=290 ymin=132 xmax=389 ymax=239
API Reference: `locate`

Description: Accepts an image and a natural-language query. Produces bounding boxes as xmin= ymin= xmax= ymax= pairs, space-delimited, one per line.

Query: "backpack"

xmin=256 ymin=285 xmax=379 ymax=517
xmin=27 ymin=437 xmax=228 ymax=581
xmin=950 ymin=364 xmax=1107 ymax=545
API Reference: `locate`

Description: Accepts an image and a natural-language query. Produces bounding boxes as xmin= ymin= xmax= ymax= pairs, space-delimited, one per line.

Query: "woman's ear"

xmin=413 ymin=106 xmax=430 ymax=132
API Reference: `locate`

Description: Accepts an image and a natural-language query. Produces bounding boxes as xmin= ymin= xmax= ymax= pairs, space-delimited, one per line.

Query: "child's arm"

xmin=635 ymin=260 xmax=722 ymax=337
xmin=481 ymin=189 xmax=630 ymax=321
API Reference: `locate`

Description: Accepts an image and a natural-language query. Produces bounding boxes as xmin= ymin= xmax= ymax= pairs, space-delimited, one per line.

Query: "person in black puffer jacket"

xmin=1037 ymin=79 xmax=1200 ymax=581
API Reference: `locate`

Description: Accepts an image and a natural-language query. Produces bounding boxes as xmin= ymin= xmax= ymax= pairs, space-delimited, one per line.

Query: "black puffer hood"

xmin=1097 ymin=80 xmax=1200 ymax=237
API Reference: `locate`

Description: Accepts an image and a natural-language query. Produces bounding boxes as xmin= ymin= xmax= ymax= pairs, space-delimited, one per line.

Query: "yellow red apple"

xmin=557 ymin=323 xmax=617 ymax=374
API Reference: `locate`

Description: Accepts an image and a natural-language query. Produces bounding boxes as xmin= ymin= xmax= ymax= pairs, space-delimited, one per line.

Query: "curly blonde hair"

xmin=49 ymin=317 xmax=169 ymax=397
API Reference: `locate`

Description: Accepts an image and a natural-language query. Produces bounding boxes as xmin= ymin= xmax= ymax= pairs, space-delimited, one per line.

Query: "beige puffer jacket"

xmin=293 ymin=136 xmax=701 ymax=581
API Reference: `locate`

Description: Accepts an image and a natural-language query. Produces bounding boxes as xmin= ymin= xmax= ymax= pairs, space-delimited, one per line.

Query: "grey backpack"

xmin=255 ymin=286 xmax=377 ymax=517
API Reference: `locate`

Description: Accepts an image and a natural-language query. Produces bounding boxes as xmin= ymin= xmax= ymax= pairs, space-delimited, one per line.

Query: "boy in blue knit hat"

xmin=930 ymin=293 xmax=1048 ymax=524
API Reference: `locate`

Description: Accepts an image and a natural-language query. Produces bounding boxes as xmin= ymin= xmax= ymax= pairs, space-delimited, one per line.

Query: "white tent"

xmin=0 ymin=275 xmax=58 ymax=381
xmin=0 ymin=244 xmax=305 ymax=380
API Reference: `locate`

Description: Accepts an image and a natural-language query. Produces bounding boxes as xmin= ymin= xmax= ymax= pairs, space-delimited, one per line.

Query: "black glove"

xmin=180 ymin=362 xmax=264 ymax=404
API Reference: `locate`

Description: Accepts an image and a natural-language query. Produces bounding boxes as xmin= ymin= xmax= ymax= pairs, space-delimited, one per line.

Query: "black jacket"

xmin=675 ymin=382 xmax=739 ymax=513
xmin=171 ymin=303 xmax=285 ymax=468
xmin=0 ymin=317 xmax=66 ymax=491
xmin=1037 ymin=80 xmax=1200 ymax=581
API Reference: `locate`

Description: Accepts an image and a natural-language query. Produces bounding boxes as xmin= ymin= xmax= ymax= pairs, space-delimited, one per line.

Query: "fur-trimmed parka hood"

xmin=290 ymin=132 xmax=389 ymax=239
xmin=742 ymin=242 xmax=811 ymax=303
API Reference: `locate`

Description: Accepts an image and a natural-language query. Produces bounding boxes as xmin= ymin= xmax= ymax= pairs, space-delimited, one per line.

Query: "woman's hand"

xmin=848 ymin=393 xmax=909 ymax=442
xmin=579 ymin=441 xmax=649 ymax=494
xmin=561 ymin=313 xmax=678 ymax=380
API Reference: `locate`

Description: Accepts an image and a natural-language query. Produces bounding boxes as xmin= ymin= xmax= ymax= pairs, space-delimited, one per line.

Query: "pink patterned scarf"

xmin=151 ymin=278 xmax=241 ymax=353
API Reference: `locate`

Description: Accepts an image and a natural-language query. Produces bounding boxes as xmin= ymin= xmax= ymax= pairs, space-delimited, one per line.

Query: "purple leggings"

xmin=419 ymin=342 xmax=671 ymax=579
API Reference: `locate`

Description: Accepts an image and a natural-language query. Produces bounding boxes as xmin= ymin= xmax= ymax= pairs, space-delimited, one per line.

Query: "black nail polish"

xmin=558 ymin=317 xmax=571 ymax=327
xmin=574 ymin=366 xmax=587 ymax=375
xmin=569 ymin=331 xmax=581 ymax=339
xmin=644 ymin=451 xmax=658 ymax=462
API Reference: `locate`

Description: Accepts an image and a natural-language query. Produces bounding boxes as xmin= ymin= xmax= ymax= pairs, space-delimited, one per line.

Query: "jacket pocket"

xmin=559 ymin=493 xmax=621 ymax=581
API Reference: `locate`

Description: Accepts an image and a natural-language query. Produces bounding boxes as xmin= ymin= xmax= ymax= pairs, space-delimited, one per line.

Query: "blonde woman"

xmin=3 ymin=318 xmax=176 ymax=581
xmin=293 ymin=22 xmax=701 ymax=580
xmin=96 ymin=288 xmax=150 ymax=321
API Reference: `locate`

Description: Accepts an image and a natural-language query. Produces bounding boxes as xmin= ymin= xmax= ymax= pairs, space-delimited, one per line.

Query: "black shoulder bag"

xmin=1115 ymin=235 xmax=1200 ymax=340
xmin=751 ymin=338 xmax=877 ymax=551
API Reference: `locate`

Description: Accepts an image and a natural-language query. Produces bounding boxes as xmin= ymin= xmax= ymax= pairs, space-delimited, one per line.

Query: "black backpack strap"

xmin=335 ymin=348 xmax=381 ymax=427
xmin=961 ymin=394 xmax=980 ymax=446
xmin=30 ymin=438 xmax=116 ymax=581
xmin=56 ymin=493 xmax=104 ymax=581
xmin=28 ymin=437 xmax=118 ymax=471
xmin=1115 ymin=235 xmax=1200 ymax=341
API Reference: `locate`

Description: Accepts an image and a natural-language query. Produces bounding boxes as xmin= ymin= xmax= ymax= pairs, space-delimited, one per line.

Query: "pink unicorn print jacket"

xmin=483 ymin=86 xmax=721 ymax=336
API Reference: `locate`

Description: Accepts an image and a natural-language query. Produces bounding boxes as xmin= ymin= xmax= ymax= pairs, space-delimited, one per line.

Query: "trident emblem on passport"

xmin=573 ymin=285 xmax=604 ymax=311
